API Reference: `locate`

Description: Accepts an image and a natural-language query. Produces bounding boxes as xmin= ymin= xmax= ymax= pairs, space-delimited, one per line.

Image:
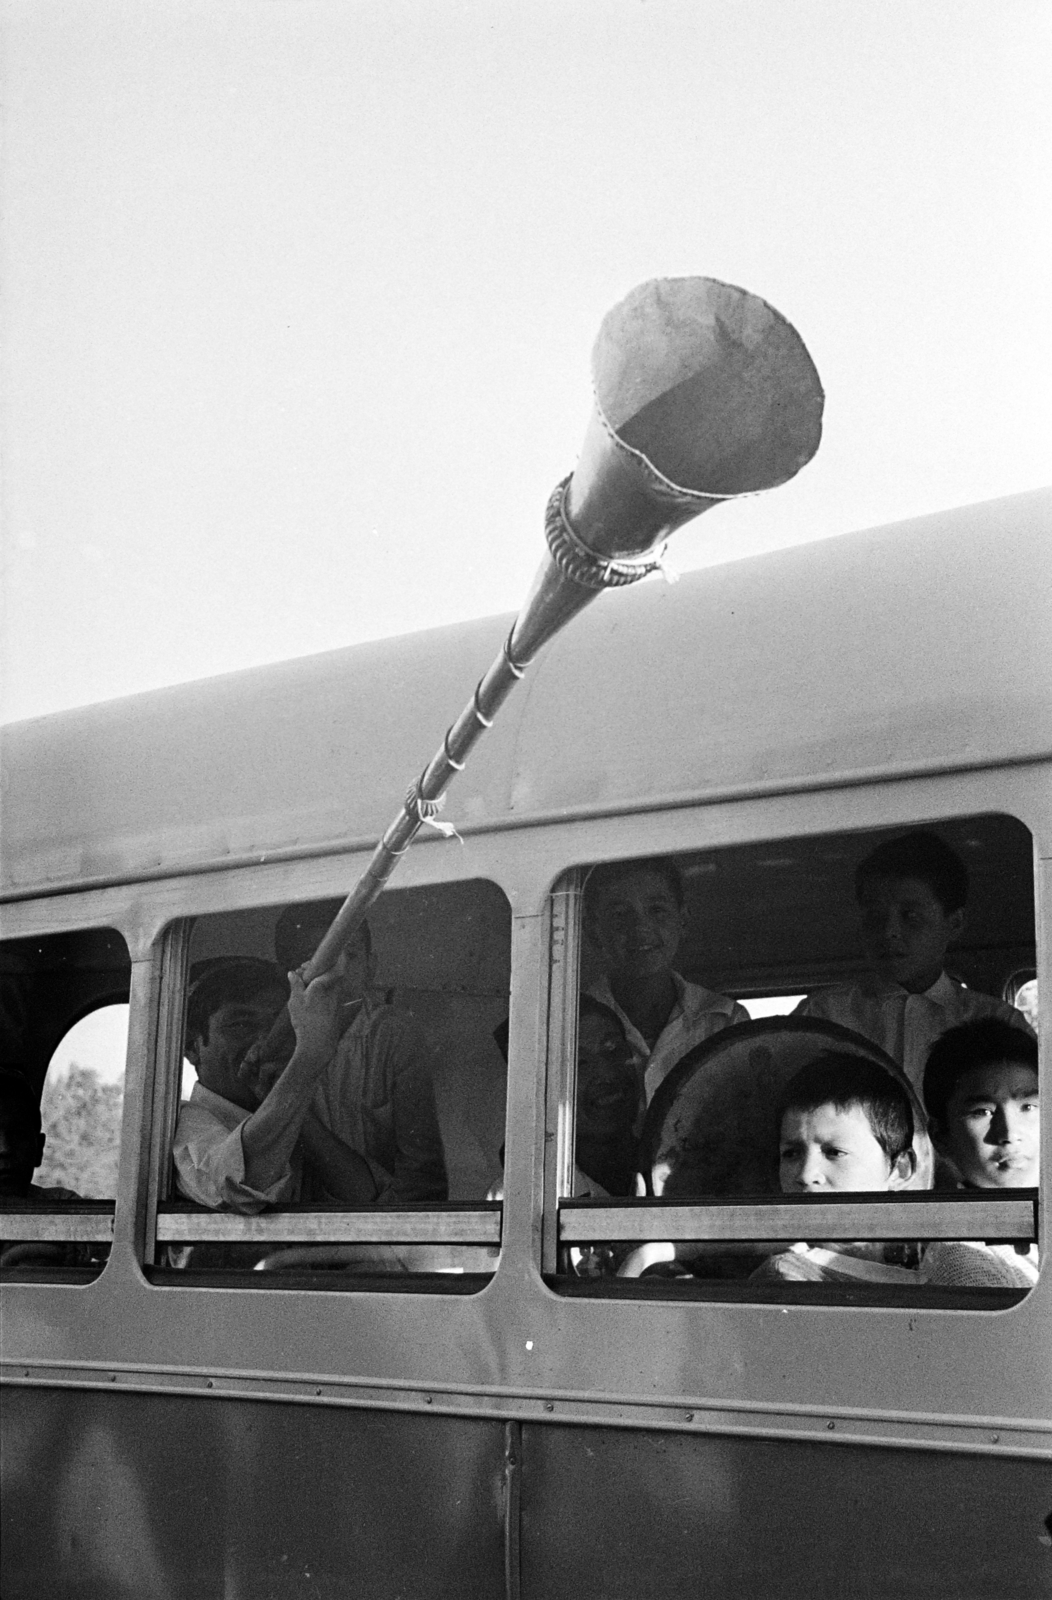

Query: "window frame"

xmin=543 ymin=805 xmax=1041 ymax=1296
xmin=1 ymin=930 xmax=132 ymax=1269
xmin=145 ymin=883 xmax=510 ymax=1278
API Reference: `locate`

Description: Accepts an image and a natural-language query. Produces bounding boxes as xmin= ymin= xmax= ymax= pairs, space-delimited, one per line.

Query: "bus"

xmin=1 ymin=486 xmax=1049 ymax=1599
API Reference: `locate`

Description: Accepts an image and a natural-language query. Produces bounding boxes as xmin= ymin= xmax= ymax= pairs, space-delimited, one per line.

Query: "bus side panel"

xmin=0 ymin=1387 xmax=507 ymax=1600
xmin=520 ymin=1422 xmax=1050 ymax=1600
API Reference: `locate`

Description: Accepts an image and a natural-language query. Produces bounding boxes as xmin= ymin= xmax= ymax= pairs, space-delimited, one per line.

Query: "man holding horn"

xmin=174 ymin=906 xmax=446 ymax=1212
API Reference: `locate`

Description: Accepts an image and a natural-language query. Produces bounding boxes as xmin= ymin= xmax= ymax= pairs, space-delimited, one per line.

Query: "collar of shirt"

xmin=674 ymin=973 xmax=741 ymax=1024
xmin=590 ymin=972 xmax=738 ymax=1061
xmin=856 ymin=970 xmax=957 ymax=1007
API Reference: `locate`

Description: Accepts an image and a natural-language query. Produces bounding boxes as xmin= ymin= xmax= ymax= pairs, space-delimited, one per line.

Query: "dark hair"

xmin=579 ymin=995 xmax=627 ymax=1035
xmin=585 ymin=856 xmax=686 ymax=913
xmin=0 ymin=1069 xmax=42 ymax=1137
xmin=778 ymin=1051 xmax=915 ymax=1163
xmin=185 ymin=959 xmax=288 ymax=1047
xmin=923 ymin=1018 xmax=1038 ymax=1127
xmin=854 ymin=830 xmax=968 ymax=914
xmin=274 ymin=900 xmax=373 ymax=975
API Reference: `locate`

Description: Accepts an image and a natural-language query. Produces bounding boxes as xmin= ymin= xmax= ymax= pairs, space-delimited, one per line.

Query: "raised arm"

xmin=239 ymin=969 xmax=345 ymax=1194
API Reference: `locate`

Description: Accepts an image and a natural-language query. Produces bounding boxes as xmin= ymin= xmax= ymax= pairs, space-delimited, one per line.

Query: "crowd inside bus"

xmin=2 ymin=825 xmax=1038 ymax=1292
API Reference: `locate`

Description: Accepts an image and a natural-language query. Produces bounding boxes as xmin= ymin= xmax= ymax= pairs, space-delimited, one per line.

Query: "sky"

xmin=2 ymin=0 xmax=1050 ymax=724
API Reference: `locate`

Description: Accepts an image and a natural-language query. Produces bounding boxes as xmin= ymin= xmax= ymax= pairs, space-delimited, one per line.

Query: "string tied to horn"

xmin=405 ymin=778 xmax=462 ymax=843
xmin=544 ymin=477 xmax=669 ymax=591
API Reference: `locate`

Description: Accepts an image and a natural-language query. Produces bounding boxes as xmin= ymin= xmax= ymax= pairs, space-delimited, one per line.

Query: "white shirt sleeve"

xmin=172 ymin=1099 xmax=297 ymax=1213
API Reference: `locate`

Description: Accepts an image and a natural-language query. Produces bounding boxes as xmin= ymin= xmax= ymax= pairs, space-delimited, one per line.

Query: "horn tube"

xmin=302 ymin=275 xmax=823 ymax=979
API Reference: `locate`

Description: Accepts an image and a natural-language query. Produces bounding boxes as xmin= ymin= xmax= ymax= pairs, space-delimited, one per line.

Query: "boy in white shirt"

xmin=754 ymin=1052 xmax=920 ymax=1284
xmin=921 ymin=1019 xmax=1039 ymax=1289
xmin=795 ymin=830 xmax=1030 ymax=1093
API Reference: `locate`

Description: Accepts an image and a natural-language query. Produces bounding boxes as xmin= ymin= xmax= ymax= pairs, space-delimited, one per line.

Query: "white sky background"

xmin=2 ymin=0 xmax=1050 ymax=724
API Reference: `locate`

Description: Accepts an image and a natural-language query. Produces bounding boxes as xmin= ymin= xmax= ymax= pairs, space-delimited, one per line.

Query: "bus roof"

xmin=3 ymin=488 xmax=1050 ymax=899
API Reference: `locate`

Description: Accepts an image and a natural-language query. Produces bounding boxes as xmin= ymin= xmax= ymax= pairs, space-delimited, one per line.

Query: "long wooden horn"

xmin=303 ymin=275 xmax=823 ymax=980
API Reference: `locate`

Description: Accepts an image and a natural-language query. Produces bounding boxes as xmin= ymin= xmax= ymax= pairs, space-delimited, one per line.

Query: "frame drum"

xmin=639 ymin=1017 xmax=934 ymax=1198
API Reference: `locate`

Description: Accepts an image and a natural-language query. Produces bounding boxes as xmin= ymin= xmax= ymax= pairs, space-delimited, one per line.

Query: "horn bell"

xmin=566 ymin=276 xmax=825 ymax=561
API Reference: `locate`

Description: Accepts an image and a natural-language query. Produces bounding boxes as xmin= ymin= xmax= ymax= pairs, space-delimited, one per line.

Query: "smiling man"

xmin=585 ymin=857 xmax=748 ymax=1105
xmin=173 ymin=957 xmax=378 ymax=1211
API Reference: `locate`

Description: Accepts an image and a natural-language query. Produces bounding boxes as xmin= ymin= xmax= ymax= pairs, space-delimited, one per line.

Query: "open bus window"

xmin=0 ymin=929 xmax=130 ymax=1276
xmin=155 ymin=879 xmax=510 ymax=1282
xmin=553 ymin=814 xmax=1039 ymax=1304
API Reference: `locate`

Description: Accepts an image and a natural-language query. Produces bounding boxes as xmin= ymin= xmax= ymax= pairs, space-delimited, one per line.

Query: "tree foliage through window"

xmin=37 ymin=1065 xmax=123 ymax=1198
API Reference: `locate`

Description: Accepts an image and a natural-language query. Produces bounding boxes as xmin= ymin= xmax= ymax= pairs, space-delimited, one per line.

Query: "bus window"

xmin=154 ymin=879 xmax=509 ymax=1281
xmin=554 ymin=814 xmax=1038 ymax=1304
xmin=0 ymin=929 xmax=130 ymax=1276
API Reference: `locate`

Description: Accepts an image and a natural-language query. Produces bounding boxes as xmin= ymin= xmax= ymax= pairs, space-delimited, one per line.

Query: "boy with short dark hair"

xmin=795 ymin=830 xmax=1031 ymax=1091
xmin=754 ymin=1051 xmax=921 ymax=1284
xmin=920 ymin=1018 xmax=1039 ymax=1289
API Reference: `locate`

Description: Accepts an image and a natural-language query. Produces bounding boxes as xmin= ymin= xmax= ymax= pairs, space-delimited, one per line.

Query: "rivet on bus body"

xmin=991 ymin=1433 xmax=1000 ymax=1444
xmin=424 ymin=1395 xmax=432 ymax=1404
xmin=207 ymin=1379 xmax=214 ymax=1389
xmin=545 ymin=1402 xmax=554 ymax=1413
xmin=685 ymin=1412 xmax=694 ymax=1422
xmin=826 ymin=1421 xmax=835 ymax=1430
xmin=109 ymin=1373 xmax=117 ymax=1382
xmin=315 ymin=1387 xmax=322 ymax=1397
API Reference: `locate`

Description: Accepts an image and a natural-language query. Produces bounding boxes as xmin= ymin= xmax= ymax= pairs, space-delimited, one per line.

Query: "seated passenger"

xmin=488 ymin=999 xmax=641 ymax=1206
xmin=585 ymin=858 xmax=748 ymax=1106
xmin=266 ymin=901 xmax=447 ymax=1204
xmin=795 ymin=831 xmax=1032 ymax=1093
xmin=0 ymin=1068 xmax=78 ymax=1202
xmin=173 ymin=957 xmax=379 ymax=1212
xmin=574 ymin=998 xmax=641 ymax=1198
xmin=1 ymin=1068 xmax=89 ymax=1268
xmin=919 ymin=1019 xmax=1039 ymax=1288
xmin=753 ymin=1052 xmax=921 ymax=1284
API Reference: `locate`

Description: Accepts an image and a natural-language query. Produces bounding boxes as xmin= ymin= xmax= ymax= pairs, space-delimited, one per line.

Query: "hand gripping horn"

xmin=302 ymin=275 xmax=823 ymax=981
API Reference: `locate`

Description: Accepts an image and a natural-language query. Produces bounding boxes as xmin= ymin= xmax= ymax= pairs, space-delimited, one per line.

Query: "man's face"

xmin=0 ymin=1114 xmax=45 ymax=1197
xmin=576 ymin=1012 xmax=639 ymax=1143
xmin=779 ymin=1102 xmax=908 ymax=1193
xmin=189 ymin=986 xmax=287 ymax=1107
xmin=857 ymin=875 xmax=963 ymax=993
xmin=589 ymin=870 xmax=685 ymax=981
xmin=941 ymin=1062 xmax=1039 ymax=1188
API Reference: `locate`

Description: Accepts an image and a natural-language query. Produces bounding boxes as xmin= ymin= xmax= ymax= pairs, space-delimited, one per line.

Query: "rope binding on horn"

xmin=544 ymin=477 xmax=668 ymax=590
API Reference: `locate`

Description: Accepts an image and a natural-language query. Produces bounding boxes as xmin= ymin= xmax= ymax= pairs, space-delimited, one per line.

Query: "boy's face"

xmin=0 ymin=1112 xmax=46 ymax=1197
xmin=576 ymin=1012 xmax=639 ymax=1143
xmin=779 ymin=1101 xmax=912 ymax=1193
xmin=589 ymin=869 xmax=685 ymax=982
xmin=857 ymin=874 xmax=963 ymax=993
xmin=940 ymin=1062 xmax=1039 ymax=1188
xmin=188 ymin=985 xmax=288 ymax=1107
